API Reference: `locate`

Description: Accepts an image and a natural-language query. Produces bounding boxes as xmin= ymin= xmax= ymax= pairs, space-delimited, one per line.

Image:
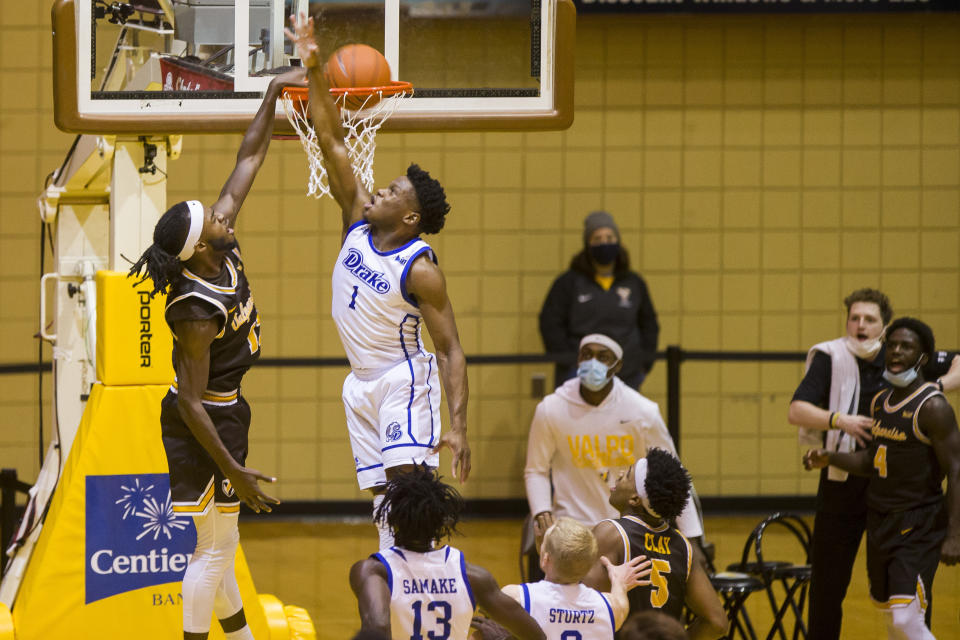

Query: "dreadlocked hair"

xmin=375 ymin=465 xmax=464 ymax=549
xmin=127 ymin=201 xmax=192 ymax=298
xmin=886 ymin=316 xmax=935 ymax=359
xmin=406 ymin=163 xmax=450 ymax=235
xmin=644 ymin=448 xmax=691 ymax=522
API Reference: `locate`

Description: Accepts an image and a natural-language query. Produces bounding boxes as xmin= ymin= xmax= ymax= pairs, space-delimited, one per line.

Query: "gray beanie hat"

xmin=583 ymin=210 xmax=620 ymax=246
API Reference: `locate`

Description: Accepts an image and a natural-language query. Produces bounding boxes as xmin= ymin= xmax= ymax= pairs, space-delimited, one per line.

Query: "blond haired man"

xmin=473 ymin=518 xmax=650 ymax=640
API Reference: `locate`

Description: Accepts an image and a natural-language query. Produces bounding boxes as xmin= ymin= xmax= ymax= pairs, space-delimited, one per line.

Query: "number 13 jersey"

xmin=332 ymin=221 xmax=437 ymax=375
xmin=373 ymin=545 xmax=476 ymax=640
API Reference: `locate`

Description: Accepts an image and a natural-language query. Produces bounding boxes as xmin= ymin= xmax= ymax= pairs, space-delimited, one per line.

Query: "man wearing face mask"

xmin=525 ymin=334 xmax=702 ymax=551
xmin=803 ymin=317 xmax=960 ymax=640
xmin=788 ymin=289 xmax=960 ymax=640
xmin=539 ymin=211 xmax=659 ymax=389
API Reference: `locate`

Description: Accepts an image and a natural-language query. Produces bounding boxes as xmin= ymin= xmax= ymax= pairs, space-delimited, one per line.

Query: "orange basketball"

xmin=324 ymin=44 xmax=391 ymax=110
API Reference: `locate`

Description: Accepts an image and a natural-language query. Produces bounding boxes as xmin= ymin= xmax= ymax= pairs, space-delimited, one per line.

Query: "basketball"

xmin=325 ymin=44 xmax=391 ymax=110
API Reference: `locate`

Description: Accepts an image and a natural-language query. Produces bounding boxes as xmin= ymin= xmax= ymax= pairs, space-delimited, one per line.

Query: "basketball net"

xmin=281 ymin=84 xmax=412 ymax=199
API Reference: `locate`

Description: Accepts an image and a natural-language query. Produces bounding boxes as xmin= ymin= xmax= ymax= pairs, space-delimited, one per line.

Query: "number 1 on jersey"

xmin=349 ymin=285 xmax=359 ymax=310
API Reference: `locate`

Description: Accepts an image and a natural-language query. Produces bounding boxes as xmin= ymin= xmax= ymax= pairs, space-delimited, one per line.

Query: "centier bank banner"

xmin=573 ymin=0 xmax=959 ymax=14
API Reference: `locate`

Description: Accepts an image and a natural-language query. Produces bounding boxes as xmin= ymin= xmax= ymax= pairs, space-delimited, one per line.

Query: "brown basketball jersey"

xmin=165 ymin=248 xmax=261 ymax=397
xmin=604 ymin=515 xmax=692 ymax=620
xmin=868 ymin=382 xmax=944 ymax=513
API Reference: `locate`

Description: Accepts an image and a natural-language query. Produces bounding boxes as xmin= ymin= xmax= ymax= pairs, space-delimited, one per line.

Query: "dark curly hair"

xmin=127 ymin=201 xmax=192 ymax=297
xmin=886 ymin=317 xmax=935 ymax=360
xmin=406 ymin=163 xmax=450 ymax=235
xmin=844 ymin=288 xmax=893 ymax=325
xmin=375 ymin=465 xmax=463 ymax=550
xmin=643 ymin=448 xmax=691 ymax=522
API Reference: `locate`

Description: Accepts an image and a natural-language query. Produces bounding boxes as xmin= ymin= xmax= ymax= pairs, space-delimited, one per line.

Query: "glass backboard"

xmin=53 ymin=0 xmax=574 ymax=134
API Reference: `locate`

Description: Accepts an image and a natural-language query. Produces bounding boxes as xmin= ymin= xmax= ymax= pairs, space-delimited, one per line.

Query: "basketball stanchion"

xmin=280 ymin=82 xmax=413 ymax=199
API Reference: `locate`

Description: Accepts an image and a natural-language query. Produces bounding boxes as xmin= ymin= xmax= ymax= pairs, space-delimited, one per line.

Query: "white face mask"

xmin=845 ymin=335 xmax=882 ymax=360
xmin=883 ymin=358 xmax=923 ymax=388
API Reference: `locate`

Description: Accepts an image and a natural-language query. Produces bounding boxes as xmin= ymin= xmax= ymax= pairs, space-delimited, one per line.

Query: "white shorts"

xmin=342 ymin=352 xmax=442 ymax=489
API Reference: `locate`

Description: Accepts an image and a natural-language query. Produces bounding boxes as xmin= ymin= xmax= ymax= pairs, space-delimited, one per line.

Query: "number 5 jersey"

xmin=602 ymin=515 xmax=692 ymax=620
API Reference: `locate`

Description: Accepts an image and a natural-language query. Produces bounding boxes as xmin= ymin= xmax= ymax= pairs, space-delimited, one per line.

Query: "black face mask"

xmin=589 ymin=243 xmax=620 ymax=265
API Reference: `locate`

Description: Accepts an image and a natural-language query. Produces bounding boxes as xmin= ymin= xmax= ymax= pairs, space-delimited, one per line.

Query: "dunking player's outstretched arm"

xmin=349 ymin=558 xmax=392 ymax=637
xmin=173 ymin=318 xmax=279 ymax=513
xmin=287 ymin=16 xmax=367 ymax=238
xmin=467 ymin=564 xmax=545 ymax=640
xmin=407 ymin=256 xmax=472 ymax=483
xmin=918 ymin=396 xmax=960 ymax=565
xmin=213 ymin=69 xmax=305 ymax=227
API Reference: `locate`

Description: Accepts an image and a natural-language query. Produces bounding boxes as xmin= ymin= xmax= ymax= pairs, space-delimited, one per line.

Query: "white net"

xmin=281 ymin=87 xmax=411 ymax=199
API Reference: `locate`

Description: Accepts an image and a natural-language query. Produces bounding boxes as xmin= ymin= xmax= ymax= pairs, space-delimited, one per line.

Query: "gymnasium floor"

xmin=241 ymin=514 xmax=960 ymax=639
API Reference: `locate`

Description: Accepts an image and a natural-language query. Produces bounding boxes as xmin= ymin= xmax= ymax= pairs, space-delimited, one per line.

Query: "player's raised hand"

xmin=268 ymin=67 xmax=307 ymax=91
xmin=602 ymin=554 xmax=652 ymax=591
xmin=803 ymin=449 xmax=829 ymax=471
xmin=284 ymin=14 xmax=320 ymax=68
xmin=227 ymin=465 xmax=280 ymax=513
xmin=433 ymin=429 xmax=471 ymax=483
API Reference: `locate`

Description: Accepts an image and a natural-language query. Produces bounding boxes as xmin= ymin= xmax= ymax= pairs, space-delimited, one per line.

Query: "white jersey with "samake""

xmin=332 ymin=221 xmax=436 ymax=376
xmin=374 ymin=545 xmax=476 ymax=640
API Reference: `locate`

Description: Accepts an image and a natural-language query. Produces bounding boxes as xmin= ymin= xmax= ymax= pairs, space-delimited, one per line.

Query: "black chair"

xmin=692 ymin=530 xmax=763 ymax=640
xmin=709 ymin=570 xmax=765 ymax=640
xmin=727 ymin=512 xmax=812 ymax=640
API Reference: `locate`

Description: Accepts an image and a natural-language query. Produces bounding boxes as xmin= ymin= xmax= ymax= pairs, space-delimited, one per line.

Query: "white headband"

xmin=580 ymin=333 xmax=623 ymax=361
xmin=177 ymin=200 xmax=205 ymax=261
xmin=634 ymin=458 xmax=661 ymax=519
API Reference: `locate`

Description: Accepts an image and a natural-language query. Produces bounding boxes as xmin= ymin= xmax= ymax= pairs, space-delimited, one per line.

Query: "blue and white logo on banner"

xmin=85 ymin=474 xmax=196 ymax=604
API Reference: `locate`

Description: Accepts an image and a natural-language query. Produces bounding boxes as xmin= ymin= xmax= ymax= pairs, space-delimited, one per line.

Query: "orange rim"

xmin=281 ymin=81 xmax=413 ymax=102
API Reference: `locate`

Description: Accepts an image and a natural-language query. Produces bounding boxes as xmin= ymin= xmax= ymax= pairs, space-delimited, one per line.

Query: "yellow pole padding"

xmin=258 ymin=594 xmax=290 ymax=640
xmin=0 ymin=602 xmax=13 ymax=639
xmin=284 ymin=605 xmax=316 ymax=640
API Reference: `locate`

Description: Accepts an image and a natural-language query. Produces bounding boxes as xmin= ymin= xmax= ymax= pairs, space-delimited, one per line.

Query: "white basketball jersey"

xmin=521 ymin=581 xmax=615 ymax=640
xmin=332 ymin=222 xmax=436 ymax=375
xmin=374 ymin=545 xmax=476 ymax=640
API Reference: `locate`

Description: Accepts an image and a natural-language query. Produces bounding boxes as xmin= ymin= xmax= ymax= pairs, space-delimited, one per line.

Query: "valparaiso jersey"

xmin=868 ymin=382 xmax=945 ymax=513
xmin=520 ymin=580 xmax=615 ymax=640
xmin=332 ymin=221 xmax=437 ymax=375
xmin=165 ymin=247 xmax=260 ymax=398
xmin=604 ymin=515 xmax=692 ymax=621
xmin=373 ymin=545 xmax=476 ymax=640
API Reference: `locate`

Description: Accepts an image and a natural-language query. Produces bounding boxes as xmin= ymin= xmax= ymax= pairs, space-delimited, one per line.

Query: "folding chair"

xmin=709 ymin=571 xmax=765 ymax=640
xmin=728 ymin=512 xmax=812 ymax=640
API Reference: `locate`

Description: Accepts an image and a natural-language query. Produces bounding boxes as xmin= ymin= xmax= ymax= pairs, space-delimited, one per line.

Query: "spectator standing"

xmin=539 ymin=211 xmax=659 ymax=389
